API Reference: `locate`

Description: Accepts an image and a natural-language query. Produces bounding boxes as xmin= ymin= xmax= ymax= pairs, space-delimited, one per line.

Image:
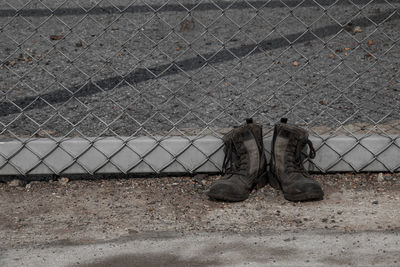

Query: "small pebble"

xmin=353 ymin=26 xmax=362 ymax=34
xmin=293 ymin=219 xmax=302 ymax=224
xmin=193 ymin=174 xmax=207 ymax=183
xmin=8 ymin=179 xmax=26 ymax=187
xmin=59 ymin=177 xmax=69 ymax=185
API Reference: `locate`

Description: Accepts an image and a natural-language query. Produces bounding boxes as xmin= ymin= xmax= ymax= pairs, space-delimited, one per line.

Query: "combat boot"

xmin=207 ymin=119 xmax=268 ymax=202
xmin=269 ymin=118 xmax=324 ymax=201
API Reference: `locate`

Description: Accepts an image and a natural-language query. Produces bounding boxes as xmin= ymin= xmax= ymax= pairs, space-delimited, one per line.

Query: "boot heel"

xmin=269 ymin=172 xmax=281 ymax=190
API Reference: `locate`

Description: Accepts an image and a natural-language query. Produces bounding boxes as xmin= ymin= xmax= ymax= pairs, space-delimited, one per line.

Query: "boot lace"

xmin=287 ymin=138 xmax=316 ymax=174
xmin=222 ymin=139 xmax=247 ymax=177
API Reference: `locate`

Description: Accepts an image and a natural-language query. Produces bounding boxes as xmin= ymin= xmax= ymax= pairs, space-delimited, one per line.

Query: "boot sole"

xmin=283 ymin=191 xmax=324 ymax=202
xmin=207 ymin=191 xmax=249 ymax=202
xmin=269 ymin=172 xmax=324 ymax=202
xmin=207 ymin=172 xmax=268 ymax=202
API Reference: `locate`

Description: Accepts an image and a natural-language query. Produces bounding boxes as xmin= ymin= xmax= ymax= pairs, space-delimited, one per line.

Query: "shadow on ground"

xmin=74 ymin=252 xmax=220 ymax=267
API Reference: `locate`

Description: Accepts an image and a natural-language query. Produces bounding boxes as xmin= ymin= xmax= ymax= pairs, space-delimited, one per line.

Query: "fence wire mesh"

xmin=0 ymin=0 xmax=399 ymax=175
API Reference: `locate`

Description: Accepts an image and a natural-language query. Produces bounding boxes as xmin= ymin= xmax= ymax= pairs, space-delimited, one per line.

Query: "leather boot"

xmin=207 ymin=119 xmax=268 ymax=202
xmin=269 ymin=118 xmax=324 ymax=201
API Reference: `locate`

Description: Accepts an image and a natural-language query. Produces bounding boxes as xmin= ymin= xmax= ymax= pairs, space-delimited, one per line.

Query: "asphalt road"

xmin=2 ymin=230 xmax=400 ymax=267
xmin=1 ymin=0 xmax=399 ymax=137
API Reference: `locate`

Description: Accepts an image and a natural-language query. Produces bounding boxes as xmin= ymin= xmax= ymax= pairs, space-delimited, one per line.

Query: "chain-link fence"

xmin=0 ymin=0 xmax=399 ymax=175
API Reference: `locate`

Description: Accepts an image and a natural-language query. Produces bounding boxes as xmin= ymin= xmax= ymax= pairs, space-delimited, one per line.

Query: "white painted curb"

xmin=0 ymin=135 xmax=399 ymax=175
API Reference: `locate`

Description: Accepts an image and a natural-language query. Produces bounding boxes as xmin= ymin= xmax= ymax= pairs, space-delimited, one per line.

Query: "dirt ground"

xmin=1 ymin=172 xmax=400 ymax=253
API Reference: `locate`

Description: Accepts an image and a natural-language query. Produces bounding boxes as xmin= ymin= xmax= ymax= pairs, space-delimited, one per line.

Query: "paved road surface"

xmin=2 ymin=230 xmax=400 ymax=266
xmin=1 ymin=1 xmax=399 ymax=137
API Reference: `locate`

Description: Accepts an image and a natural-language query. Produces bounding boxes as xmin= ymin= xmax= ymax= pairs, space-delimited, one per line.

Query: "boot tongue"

xmin=286 ymin=140 xmax=306 ymax=173
xmin=222 ymin=127 xmax=249 ymax=176
xmin=285 ymin=129 xmax=310 ymax=173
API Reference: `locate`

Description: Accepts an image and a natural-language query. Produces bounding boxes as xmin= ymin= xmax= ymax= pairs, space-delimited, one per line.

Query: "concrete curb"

xmin=1 ymin=135 xmax=399 ymax=175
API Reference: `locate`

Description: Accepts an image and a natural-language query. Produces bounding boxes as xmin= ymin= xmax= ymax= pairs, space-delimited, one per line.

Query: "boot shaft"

xmin=271 ymin=120 xmax=310 ymax=175
xmin=269 ymin=119 xmax=323 ymax=201
xmin=207 ymin=119 xmax=268 ymax=201
xmin=222 ymin=119 xmax=266 ymax=187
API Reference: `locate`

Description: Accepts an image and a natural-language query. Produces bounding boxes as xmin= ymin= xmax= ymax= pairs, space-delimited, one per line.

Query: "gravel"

xmin=58 ymin=177 xmax=69 ymax=185
xmin=1 ymin=172 xmax=400 ymax=251
xmin=1 ymin=0 xmax=399 ymax=138
xmin=6 ymin=179 xmax=26 ymax=187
